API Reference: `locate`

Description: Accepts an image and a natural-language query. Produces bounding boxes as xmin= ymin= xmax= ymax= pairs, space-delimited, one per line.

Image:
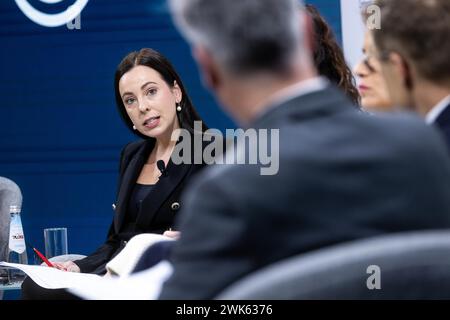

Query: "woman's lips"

xmin=359 ymin=85 xmax=370 ymax=92
xmin=143 ymin=116 xmax=160 ymax=129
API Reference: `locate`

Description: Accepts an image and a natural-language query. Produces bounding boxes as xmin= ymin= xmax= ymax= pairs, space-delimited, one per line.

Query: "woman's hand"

xmin=163 ymin=230 xmax=181 ymax=240
xmin=52 ymin=261 xmax=81 ymax=273
xmin=103 ymin=270 xmax=116 ymax=278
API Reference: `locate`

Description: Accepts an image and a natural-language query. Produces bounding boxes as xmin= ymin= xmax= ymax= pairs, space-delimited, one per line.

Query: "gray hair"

xmin=169 ymin=0 xmax=304 ymax=75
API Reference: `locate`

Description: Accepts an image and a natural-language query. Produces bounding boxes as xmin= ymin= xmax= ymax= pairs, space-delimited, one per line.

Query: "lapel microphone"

xmin=157 ymin=160 xmax=167 ymax=177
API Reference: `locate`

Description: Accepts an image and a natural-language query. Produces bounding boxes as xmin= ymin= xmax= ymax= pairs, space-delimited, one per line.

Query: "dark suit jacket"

xmin=75 ymin=136 xmax=207 ymax=274
xmin=435 ymin=102 xmax=450 ymax=151
xmin=159 ymin=85 xmax=450 ymax=299
xmin=132 ymin=241 xmax=174 ymax=274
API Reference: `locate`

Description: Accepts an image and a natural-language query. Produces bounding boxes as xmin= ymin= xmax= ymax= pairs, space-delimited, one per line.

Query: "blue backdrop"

xmin=0 ymin=0 xmax=342 ymax=259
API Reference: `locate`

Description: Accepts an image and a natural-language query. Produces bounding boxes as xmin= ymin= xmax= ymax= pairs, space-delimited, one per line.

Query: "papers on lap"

xmin=0 ymin=262 xmax=101 ymax=289
xmin=106 ymin=233 xmax=174 ymax=277
xmin=0 ymin=233 xmax=175 ymax=299
xmin=73 ymin=233 xmax=175 ymax=299
xmin=0 ymin=260 xmax=173 ymax=299
xmin=68 ymin=261 xmax=173 ymax=300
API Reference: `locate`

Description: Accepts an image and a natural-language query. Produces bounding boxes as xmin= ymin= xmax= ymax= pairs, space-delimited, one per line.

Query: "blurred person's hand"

xmin=52 ymin=261 xmax=81 ymax=273
xmin=163 ymin=230 xmax=180 ymax=240
xmin=103 ymin=270 xmax=117 ymax=278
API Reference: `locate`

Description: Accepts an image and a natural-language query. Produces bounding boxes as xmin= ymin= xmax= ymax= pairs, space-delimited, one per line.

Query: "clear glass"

xmin=44 ymin=227 xmax=68 ymax=259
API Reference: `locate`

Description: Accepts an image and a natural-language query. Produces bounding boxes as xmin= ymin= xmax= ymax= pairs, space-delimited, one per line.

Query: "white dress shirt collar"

xmin=267 ymin=76 xmax=328 ymax=109
xmin=256 ymin=76 xmax=329 ymax=121
xmin=425 ymin=95 xmax=450 ymax=124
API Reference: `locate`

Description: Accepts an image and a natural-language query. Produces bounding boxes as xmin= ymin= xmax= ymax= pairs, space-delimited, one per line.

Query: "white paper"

xmin=106 ymin=233 xmax=174 ymax=277
xmin=0 ymin=262 xmax=101 ymax=289
xmin=68 ymin=261 xmax=173 ymax=300
xmin=1 ymin=233 xmax=175 ymax=299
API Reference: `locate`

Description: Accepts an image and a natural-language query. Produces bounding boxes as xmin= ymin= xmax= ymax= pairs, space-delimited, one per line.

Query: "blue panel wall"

xmin=308 ymin=0 xmax=342 ymax=45
xmin=0 ymin=0 xmax=341 ymax=259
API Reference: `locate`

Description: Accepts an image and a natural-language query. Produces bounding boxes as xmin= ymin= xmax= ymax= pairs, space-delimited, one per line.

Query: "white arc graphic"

xmin=15 ymin=0 xmax=89 ymax=27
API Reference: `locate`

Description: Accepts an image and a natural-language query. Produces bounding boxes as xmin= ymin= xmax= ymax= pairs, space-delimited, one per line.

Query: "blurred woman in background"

xmin=306 ymin=4 xmax=360 ymax=106
xmin=353 ymin=30 xmax=393 ymax=112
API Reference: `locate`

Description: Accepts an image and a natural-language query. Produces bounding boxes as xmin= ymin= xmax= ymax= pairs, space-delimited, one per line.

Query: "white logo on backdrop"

xmin=15 ymin=0 xmax=89 ymax=27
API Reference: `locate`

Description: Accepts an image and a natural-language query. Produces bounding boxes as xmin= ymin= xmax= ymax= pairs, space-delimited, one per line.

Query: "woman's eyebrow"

xmin=122 ymin=81 xmax=158 ymax=98
xmin=140 ymin=81 xmax=158 ymax=90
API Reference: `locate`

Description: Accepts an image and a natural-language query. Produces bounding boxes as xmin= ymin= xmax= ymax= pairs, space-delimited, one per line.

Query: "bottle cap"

xmin=9 ymin=205 xmax=21 ymax=213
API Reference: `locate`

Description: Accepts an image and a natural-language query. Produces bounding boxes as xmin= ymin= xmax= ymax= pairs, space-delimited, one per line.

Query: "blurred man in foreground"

xmin=158 ymin=0 xmax=450 ymax=299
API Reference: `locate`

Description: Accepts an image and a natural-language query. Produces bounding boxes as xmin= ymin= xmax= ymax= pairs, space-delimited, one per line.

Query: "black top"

xmin=126 ymin=183 xmax=156 ymax=224
xmin=119 ymin=183 xmax=156 ymax=241
xmin=117 ymin=183 xmax=155 ymax=241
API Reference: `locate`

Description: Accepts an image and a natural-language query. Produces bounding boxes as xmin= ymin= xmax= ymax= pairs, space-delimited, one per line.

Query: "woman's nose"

xmin=353 ymin=59 xmax=367 ymax=78
xmin=138 ymin=102 xmax=150 ymax=113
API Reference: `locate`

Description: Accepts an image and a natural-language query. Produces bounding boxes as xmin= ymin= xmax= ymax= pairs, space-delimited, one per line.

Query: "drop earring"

xmin=176 ymin=103 xmax=182 ymax=112
xmin=132 ymin=125 xmax=136 ymax=130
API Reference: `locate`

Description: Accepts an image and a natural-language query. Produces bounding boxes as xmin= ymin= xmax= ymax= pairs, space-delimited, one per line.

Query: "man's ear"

xmin=192 ymin=46 xmax=221 ymax=91
xmin=389 ymin=52 xmax=414 ymax=90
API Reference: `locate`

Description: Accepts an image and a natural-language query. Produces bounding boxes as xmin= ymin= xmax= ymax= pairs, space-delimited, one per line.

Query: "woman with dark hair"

xmin=114 ymin=48 xmax=207 ymax=139
xmin=22 ymin=48 xmax=211 ymax=299
xmin=306 ymin=4 xmax=361 ymax=106
xmin=70 ymin=48 xmax=209 ymax=274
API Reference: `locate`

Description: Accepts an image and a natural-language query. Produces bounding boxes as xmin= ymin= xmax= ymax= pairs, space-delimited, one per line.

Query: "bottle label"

xmin=9 ymin=214 xmax=26 ymax=254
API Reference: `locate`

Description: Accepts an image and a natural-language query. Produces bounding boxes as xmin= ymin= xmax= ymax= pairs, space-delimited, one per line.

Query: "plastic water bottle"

xmin=7 ymin=205 xmax=28 ymax=283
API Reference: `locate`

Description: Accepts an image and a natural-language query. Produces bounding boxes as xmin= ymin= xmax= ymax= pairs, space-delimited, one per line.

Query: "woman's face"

xmin=354 ymin=32 xmax=393 ymax=112
xmin=119 ymin=65 xmax=182 ymax=139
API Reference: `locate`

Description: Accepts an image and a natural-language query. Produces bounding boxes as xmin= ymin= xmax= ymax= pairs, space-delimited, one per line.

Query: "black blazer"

xmin=160 ymin=85 xmax=450 ymax=299
xmin=435 ymin=102 xmax=450 ymax=151
xmin=75 ymin=136 xmax=208 ymax=274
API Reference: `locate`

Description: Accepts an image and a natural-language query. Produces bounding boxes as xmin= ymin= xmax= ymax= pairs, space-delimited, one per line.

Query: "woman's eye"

xmin=147 ymin=88 xmax=157 ymax=96
xmin=124 ymin=98 xmax=135 ymax=105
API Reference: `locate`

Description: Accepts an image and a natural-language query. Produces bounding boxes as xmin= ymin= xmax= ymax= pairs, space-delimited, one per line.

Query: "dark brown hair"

xmin=369 ymin=0 xmax=450 ymax=84
xmin=306 ymin=4 xmax=360 ymax=105
xmin=114 ymin=48 xmax=206 ymax=139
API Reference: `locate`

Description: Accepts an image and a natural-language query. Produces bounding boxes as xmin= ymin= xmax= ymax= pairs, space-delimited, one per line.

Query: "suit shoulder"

xmin=383 ymin=112 xmax=438 ymax=138
xmin=362 ymin=112 xmax=428 ymax=138
xmin=118 ymin=140 xmax=146 ymax=174
xmin=189 ymin=162 xmax=257 ymax=201
xmin=121 ymin=140 xmax=146 ymax=157
xmin=367 ymin=112 xmax=449 ymax=159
